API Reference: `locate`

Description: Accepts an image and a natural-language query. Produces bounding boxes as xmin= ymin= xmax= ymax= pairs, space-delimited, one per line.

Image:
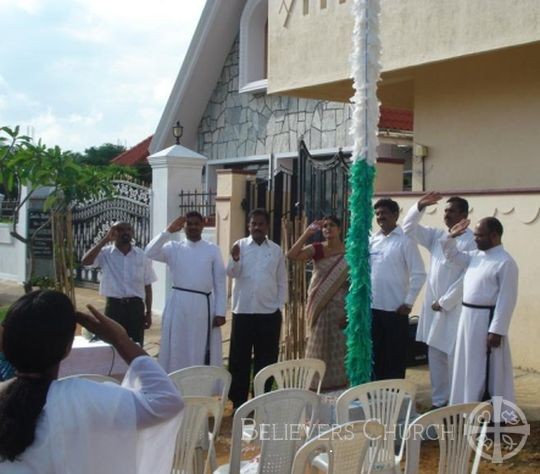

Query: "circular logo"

xmin=467 ymin=397 xmax=530 ymax=464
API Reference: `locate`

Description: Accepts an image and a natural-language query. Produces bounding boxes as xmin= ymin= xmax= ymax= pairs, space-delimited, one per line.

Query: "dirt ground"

xmin=213 ymin=407 xmax=540 ymax=473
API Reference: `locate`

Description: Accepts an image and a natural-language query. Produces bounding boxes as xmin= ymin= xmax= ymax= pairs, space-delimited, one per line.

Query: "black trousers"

xmin=228 ymin=310 xmax=282 ymax=409
xmin=371 ymin=309 xmax=409 ymax=380
xmin=105 ymin=297 xmax=145 ymax=345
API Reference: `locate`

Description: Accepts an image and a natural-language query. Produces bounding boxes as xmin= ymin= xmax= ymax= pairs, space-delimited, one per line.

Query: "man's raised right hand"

xmin=417 ymin=192 xmax=443 ymax=211
xmin=166 ymin=216 xmax=186 ymax=233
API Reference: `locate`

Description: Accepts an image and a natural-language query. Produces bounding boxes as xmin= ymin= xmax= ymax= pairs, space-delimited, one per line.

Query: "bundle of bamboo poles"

xmin=51 ymin=209 xmax=76 ymax=305
xmin=280 ymin=215 xmax=308 ymax=360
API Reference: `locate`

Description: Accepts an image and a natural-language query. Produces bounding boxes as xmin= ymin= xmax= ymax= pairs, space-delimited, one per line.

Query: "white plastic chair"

xmin=292 ymin=420 xmax=385 ymax=474
xmin=253 ymin=358 xmax=326 ymax=396
xmin=59 ymin=373 xmax=120 ymax=384
xmin=214 ymin=388 xmax=320 ymax=474
xmin=171 ymin=396 xmax=222 ymax=474
xmin=169 ymin=366 xmax=231 ymax=472
xmin=313 ymin=379 xmax=416 ymax=474
xmin=404 ymin=402 xmax=491 ymax=474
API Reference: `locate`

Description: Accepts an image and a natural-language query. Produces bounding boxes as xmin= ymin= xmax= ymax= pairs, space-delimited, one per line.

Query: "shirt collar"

xmin=375 ymin=226 xmax=403 ymax=238
xmin=112 ymin=244 xmax=134 ymax=255
xmin=247 ymin=235 xmax=269 ymax=246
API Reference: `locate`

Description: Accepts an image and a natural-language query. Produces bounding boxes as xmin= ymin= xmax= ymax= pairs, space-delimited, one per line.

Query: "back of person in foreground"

xmin=0 ymin=290 xmax=183 ymax=474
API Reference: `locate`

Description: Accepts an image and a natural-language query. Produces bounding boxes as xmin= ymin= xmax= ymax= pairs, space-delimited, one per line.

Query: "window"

xmin=239 ymin=0 xmax=268 ymax=93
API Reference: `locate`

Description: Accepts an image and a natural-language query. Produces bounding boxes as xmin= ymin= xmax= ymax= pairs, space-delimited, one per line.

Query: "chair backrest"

xmin=404 ymin=402 xmax=491 ymax=474
xmin=171 ymin=396 xmax=222 ymax=474
xmin=60 ymin=373 xmax=120 ymax=384
xmin=336 ymin=379 xmax=416 ymax=471
xmin=253 ymin=358 xmax=326 ymax=396
xmin=229 ymin=389 xmax=320 ymax=474
xmin=291 ymin=420 xmax=385 ymax=474
xmin=168 ymin=365 xmax=231 ymax=403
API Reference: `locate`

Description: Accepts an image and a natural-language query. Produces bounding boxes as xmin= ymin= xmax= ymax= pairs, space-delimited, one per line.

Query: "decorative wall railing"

xmin=178 ymin=189 xmax=216 ymax=226
xmin=0 ymin=198 xmax=19 ymax=221
xmin=73 ymin=180 xmax=151 ymax=285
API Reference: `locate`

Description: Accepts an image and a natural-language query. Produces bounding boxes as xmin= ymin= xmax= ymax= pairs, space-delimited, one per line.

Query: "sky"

xmin=0 ymin=0 xmax=206 ymax=152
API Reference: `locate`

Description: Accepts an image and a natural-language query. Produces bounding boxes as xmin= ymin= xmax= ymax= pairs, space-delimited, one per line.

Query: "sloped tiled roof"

xmin=379 ymin=107 xmax=413 ymax=131
xmin=112 ymin=136 xmax=152 ymax=166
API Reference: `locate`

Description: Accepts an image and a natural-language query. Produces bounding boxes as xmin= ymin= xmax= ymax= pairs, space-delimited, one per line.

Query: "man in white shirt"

xmin=370 ymin=198 xmax=426 ymax=380
xmin=145 ymin=211 xmax=226 ymax=372
xmin=444 ymin=217 xmax=518 ymax=404
xmin=402 ymin=193 xmax=475 ymax=408
xmin=227 ymin=208 xmax=287 ymax=409
xmin=82 ymin=221 xmax=157 ymax=345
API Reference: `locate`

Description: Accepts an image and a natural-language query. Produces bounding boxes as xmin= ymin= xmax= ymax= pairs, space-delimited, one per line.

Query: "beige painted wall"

xmin=374 ymin=161 xmax=403 ymax=192
xmin=268 ymin=0 xmax=540 ymax=95
xmin=388 ymin=193 xmax=540 ymax=372
xmin=414 ymin=42 xmax=540 ymax=190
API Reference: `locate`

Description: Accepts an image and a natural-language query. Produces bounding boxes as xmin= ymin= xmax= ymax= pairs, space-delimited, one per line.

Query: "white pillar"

xmin=148 ymin=145 xmax=207 ymax=313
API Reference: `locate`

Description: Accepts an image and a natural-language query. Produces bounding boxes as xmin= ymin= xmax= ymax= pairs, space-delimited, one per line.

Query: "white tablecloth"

xmin=59 ymin=336 xmax=128 ymax=378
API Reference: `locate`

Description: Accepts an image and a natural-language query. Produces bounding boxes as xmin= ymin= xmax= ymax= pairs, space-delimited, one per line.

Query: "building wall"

xmin=414 ymin=42 xmax=540 ymax=190
xmin=197 ymin=38 xmax=353 ymax=161
xmin=268 ymin=0 xmax=540 ymax=95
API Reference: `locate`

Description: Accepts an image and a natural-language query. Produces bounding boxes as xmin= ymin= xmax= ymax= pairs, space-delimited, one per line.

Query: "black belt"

xmin=462 ymin=302 xmax=495 ymax=401
xmin=462 ymin=302 xmax=495 ymax=311
xmin=173 ymin=287 xmax=212 ymax=365
xmin=107 ymin=296 xmax=142 ymax=304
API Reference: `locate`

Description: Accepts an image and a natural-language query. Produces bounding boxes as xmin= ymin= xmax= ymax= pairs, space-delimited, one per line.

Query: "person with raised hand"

xmin=402 ymin=193 xmax=475 ymax=409
xmin=0 ymin=290 xmax=183 ymax=474
xmin=227 ymin=208 xmax=287 ymax=410
xmin=81 ymin=221 xmax=157 ymax=345
xmin=443 ymin=217 xmax=518 ymax=404
xmin=145 ymin=211 xmax=226 ymax=372
xmin=287 ymin=215 xmax=349 ymax=390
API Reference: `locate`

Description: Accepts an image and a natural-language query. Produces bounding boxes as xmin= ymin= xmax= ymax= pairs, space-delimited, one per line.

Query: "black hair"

xmin=185 ymin=211 xmax=204 ymax=222
xmin=446 ymin=196 xmax=469 ymax=215
xmin=248 ymin=208 xmax=270 ymax=224
xmin=322 ymin=215 xmax=342 ymax=228
xmin=0 ymin=290 xmax=76 ymax=461
xmin=374 ymin=198 xmax=399 ymax=214
xmin=481 ymin=217 xmax=504 ymax=236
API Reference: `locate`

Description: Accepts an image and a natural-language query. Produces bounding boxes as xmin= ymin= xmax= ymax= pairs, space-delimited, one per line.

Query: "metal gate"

xmin=297 ymin=140 xmax=351 ymax=230
xmin=243 ymin=140 xmax=351 ymax=235
xmin=72 ymin=180 xmax=151 ymax=285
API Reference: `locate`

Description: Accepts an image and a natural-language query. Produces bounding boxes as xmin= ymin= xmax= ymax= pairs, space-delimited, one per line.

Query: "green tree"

xmin=0 ymin=126 xmax=129 ymax=300
xmin=77 ymin=143 xmax=126 ymax=166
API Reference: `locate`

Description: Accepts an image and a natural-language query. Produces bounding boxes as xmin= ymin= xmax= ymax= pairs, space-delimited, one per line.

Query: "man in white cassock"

xmin=402 ymin=193 xmax=475 ymax=408
xmin=145 ymin=211 xmax=226 ymax=372
xmin=444 ymin=217 xmax=518 ymax=404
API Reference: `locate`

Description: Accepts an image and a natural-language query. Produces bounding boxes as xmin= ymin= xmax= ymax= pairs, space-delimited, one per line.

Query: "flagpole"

xmin=344 ymin=0 xmax=381 ymax=385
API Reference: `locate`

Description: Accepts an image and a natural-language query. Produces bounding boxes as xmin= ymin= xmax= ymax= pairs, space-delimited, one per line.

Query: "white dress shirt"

xmin=93 ymin=245 xmax=157 ymax=299
xmin=2 ymin=356 xmax=183 ymax=474
xmin=227 ymin=236 xmax=287 ymax=314
xmin=370 ymin=226 xmax=426 ymax=311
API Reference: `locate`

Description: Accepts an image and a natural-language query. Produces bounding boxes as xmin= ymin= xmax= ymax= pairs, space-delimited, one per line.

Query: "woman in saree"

xmin=287 ymin=215 xmax=348 ymax=390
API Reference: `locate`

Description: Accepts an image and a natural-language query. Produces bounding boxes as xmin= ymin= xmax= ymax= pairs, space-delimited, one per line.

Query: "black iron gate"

xmin=243 ymin=141 xmax=351 ymax=238
xmin=72 ymin=180 xmax=151 ymax=285
xmin=243 ymin=167 xmax=297 ymax=244
xmin=297 ymin=140 xmax=351 ymax=229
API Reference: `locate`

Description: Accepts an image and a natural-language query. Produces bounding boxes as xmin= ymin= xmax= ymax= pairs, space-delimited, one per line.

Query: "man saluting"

xmin=444 ymin=217 xmax=518 ymax=404
xmin=145 ymin=212 xmax=226 ymax=372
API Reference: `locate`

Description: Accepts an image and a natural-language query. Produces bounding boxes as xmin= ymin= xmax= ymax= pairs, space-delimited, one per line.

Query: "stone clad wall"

xmin=197 ymin=38 xmax=352 ymax=161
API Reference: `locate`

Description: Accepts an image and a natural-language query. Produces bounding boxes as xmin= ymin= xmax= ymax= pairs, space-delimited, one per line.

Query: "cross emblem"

xmin=279 ymin=0 xmax=296 ymax=27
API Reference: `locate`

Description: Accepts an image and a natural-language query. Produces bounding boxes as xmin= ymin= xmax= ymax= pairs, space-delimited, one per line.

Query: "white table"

xmin=59 ymin=336 xmax=128 ymax=378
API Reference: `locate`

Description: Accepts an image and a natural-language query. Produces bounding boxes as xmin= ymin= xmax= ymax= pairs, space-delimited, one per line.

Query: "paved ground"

xmin=1 ymin=279 xmax=539 ymax=422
